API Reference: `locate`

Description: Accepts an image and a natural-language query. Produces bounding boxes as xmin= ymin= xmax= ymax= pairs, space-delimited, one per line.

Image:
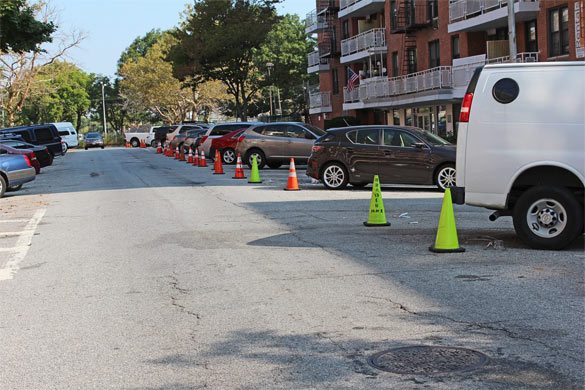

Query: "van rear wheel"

xmin=513 ymin=186 xmax=583 ymax=250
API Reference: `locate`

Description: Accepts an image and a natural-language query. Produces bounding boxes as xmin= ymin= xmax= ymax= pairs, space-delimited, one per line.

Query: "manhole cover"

xmin=369 ymin=346 xmax=488 ymax=375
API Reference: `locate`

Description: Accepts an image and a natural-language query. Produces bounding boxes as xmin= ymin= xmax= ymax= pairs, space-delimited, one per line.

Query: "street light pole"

xmin=507 ymin=0 xmax=517 ymax=62
xmin=266 ymin=62 xmax=274 ymax=118
xmin=100 ymin=82 xmax=107 ymax=135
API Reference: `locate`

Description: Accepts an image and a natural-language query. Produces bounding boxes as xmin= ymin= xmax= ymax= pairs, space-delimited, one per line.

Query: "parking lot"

xmin=0 ymin=147 xmax=583 ymax=389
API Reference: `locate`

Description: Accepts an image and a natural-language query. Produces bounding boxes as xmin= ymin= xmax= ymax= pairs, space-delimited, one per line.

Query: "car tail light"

xmin=29 ymin=152 xmax=37 ymax=161
xmin=237 ymin=135 xmax=246 ymax=142
xmin=199 ymin=135 xmax=208 ymax=144
xmin=459 ymin=92 xmax=474 ymax=123
xmin=23 ymin=154 xmax=32 ymax=167
xmin=311 ymin=145 xmax=323 ymax=153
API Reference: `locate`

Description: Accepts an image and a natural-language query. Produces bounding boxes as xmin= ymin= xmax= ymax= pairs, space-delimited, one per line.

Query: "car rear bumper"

xmin=7 ymin=167 xmax=36 ymax=186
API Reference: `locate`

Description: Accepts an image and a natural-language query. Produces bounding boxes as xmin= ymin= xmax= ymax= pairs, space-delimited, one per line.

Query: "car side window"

xmin=263 ymin=125 xmax=286 ymax=137
xmin=355 ymin=129 xmax=380 ymax=145
xmin=16 ymin=131 xmax=32 ymax=143
xmin=396 ymin=131 xmax=420 ymax=147
xmin=492 ymin=78 xmax=519 ymax=104
xmin=252 ymin=126 xmax=266 ymax=135
xmin=35 ymin=127 xmax=54 ymax=142
xmin=210 ymin=125 xmax=235 ymax=136
xmin=346 ymin=131 xmax=357 ymax=143
xmin=285 ymin=125 xmax=307 ymax=139
xmin=382 ymin=129 xmax=399 ymax=146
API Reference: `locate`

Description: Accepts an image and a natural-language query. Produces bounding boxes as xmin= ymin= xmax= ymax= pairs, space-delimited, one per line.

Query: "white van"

xmin=52 ymin=122 xmax=79 ymax=151
xmin=453 ymin=62 xmax=584 ymax=250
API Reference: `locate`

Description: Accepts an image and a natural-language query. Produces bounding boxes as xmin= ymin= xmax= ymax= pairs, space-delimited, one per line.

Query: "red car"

xmin=0 ymin=143 xmax=41 ymax=174
xmin=209 ymin=129 xmax=246 ymax=164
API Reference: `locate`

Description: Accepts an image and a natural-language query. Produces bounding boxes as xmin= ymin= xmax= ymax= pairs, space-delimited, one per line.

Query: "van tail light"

xmin=311 ymin=145 xmax=323 ymax=153
xmin=459 ymin=92 xmax=474 ymax=123
xmin=237 ymin=135 xmax=246 ymax=142
xmin=23 ymin=154 xmax=32 ymax=167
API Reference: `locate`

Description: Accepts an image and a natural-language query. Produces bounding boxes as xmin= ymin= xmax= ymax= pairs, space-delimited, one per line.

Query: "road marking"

xmin=0 ymin=247 xmax=28 ymax=253
xmin=0 ymin=219 xmax=30 ymax=223
xmin=0 ymin=231 xmax=28 ymax=238
xmin=0 ymin=208 xmax=46 ymax=281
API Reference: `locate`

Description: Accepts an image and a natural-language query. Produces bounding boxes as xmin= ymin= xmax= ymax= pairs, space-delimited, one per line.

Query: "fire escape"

xmin=317 ymin=0 xmax=340 ymax=60
xmin=390 ymin=0 xmax=435 ymax=75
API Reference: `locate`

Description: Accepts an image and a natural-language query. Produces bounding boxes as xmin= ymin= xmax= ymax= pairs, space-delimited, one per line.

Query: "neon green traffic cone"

xmin=429 ymin=188 xmax=465 ymax=253
xmin=248 ymin=155 xmax=262 ymax=183
xmin=363 ymin=175 xmax=390 ymax=227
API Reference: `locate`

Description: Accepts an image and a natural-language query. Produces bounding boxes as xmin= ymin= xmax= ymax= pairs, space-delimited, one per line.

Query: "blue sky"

xmin=50 ymin=0 xmax=315 ymax=77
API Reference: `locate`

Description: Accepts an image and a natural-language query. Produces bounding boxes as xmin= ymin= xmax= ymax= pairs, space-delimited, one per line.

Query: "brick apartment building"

xmin=306 ymin=0 xmax=585 ymax=135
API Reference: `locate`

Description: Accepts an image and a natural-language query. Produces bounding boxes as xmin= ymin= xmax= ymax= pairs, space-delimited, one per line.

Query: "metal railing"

xmin=341 ymin=28 xmax=386 ymax=57
xmin=343 ymin=52 xmax=539 ymax=103
xmin=308 ymin=51 xmax=330 ymax=68
xmin=449 ymin=0 xmax=537 ymax=23
xmin=340 ymin=0 xmax=384 ymax=10
xmin=309 ymin=92 xmax=332 ymax=109
xmin=305 ymin=9 xmax=318 ymax=29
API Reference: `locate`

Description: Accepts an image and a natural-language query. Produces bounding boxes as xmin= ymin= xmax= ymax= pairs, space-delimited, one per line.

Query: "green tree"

xmin=170 ymin=0 xmax=281 ymax=121
xmin=0 ymin=0 xmax=56 ymax=53
xmin=116 ymin=29 xmax=163 ymax=73
xmin=20 ymin=61 xmax=90 ymax=127
xmin=87 ymin=75 xmax=132 ymax=132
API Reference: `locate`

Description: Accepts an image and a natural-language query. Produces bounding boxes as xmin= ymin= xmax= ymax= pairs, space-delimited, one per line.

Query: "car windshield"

xmin=86 ymin=133 xmax=101 ymax=139
xmin=417 ymin=130 xmax=451 ymax=146
xmin=304 ymin=124 xmax=326 ymax=137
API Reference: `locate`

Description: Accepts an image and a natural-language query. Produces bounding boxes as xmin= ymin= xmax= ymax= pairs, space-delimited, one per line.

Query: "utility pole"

xmin=507 ymin=0 xmax=517 ymax=62
xmin=266 ymin=62 xmax=274 ymax=118
xmin=100 ymin=82 xmax=108 ymax=135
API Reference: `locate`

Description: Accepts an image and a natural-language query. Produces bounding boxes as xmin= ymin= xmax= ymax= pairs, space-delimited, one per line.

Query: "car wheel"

xmin=267 ymin=162 xmax=281 ymax=169
xmin=512 ymin=186 xmax=583 ymax=250
xmin=0 ymin=175 xmax=6 ymax=198
xmin=84 ymin=147 xmax=88 ymax=150
xmin=435 ymin=164 xmax=456 ymax=191
xmin=322 ymin=162 xmax=349 ymax=190
xmin=7 ymin=184 xmax=23 ymax=192
xmin=222 ymin=148 xmax=236 ymax=165
xmin=130 ymin=139 xmax=139 ymax=148
xmin=245 ymin=149 xmax=266 ymax=169
xmin=62 ymin=143 xmax=68 ymax=153
xmin=101 ymin=146 xmax=104 ymax=149
xmin=150 ymin=140 xmax=157 ymax=148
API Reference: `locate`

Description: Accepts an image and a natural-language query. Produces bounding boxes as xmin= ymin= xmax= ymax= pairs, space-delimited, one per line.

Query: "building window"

xmin=451 ymin=35 xmax=460 ymax=60
xmin=428 ymin=0 xmax=438 ymax=19
xmin=342 ymin=20 xmax=349 ymax=40
xmin=332 ymin=68 xmax=339 ymax=95
xmin=549 ymin=7 xmax=569 ymax=57
xmin=407 ymin=48 xmax=417 ymax=74
xmin=392 ymin=51 xmax=399 ymax=77
xmin=525 ymin=20 xmax=537 ymax=53
xmin=429 ymin=40 xmax=440 ymax=68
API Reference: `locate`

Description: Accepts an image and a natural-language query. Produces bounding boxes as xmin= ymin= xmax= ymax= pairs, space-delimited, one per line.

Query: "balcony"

xmin=340 ymin=28 xmax=387 ymax=64
xmin=448 ymin=0 xmax=540 ymax=33
xmin=339 ymin=0 xmax=385 ymax=19
xmin=391 ymin=1 xmax=435 ymax=33
xmin=307 ymin=51 xmax=330 ymax=73
xmin=305 ymin=10 xmax=329 ymax=34
xmin=343 ymin=52 xmax=539 ymax=109
xmin=309 ymin=92 xmax=332 ymax=114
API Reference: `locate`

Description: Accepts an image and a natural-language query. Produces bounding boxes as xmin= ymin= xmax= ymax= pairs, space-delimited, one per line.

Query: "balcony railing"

xmin=308 ymin=51 xmax=330 ymax=69
xmin=341 ymin=28 xmax=386 ymax=57
xmin=305 ymin=10 xmax=329 ymax=32
xmin=344 ymin=52 xmax=539 ymax=103
xmin=309 ymin=92 xmax=332 ymax=109
xmin=449 ymin=0 xmax=536 ymax=23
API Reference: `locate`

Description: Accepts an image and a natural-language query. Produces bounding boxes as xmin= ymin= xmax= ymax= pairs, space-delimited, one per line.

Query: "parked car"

xmin=84 ymin=132 xmax=104 ymax=149
xmin=170 ymin=129 xmax=206 ymax=152
xmin=452 ymin=62 xmax=584 ymax=250
xmin=0 ymin=139 xmax=53 ymax=167
xmin=0 ymin=124 xmax=65 ymax=157
xmin=199 ymin=122 xmax=262 ymax=158
xmin=0 ymin=143 xmax=41 ymax=174
xmin=0 ymin=154 xmax=36 ymax=197
xmin=51 ymin=122 xmax=79 ymax=151
xmin=154 ymin=125 xmax=178 ymax=147
xmin=124 ymin=125 xmax=156 ymax=148
xmin=210 ymin=128 xmax=246 ymax=164
xmin=235 ymin=122 xmax=326 ymax=169
xmin=166 ymin=124 xmax=207 ymax=143
xmin=306 ymin=125 xmax=456 ymax=190
xmin=182 ymin=131 xmax=207 ymax=155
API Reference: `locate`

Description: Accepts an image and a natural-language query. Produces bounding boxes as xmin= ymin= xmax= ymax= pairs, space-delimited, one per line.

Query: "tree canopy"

xmin=0 ymin=0 xmax=56 ymax=53
xmin=116 ymin=29 xmax=164 ymax=73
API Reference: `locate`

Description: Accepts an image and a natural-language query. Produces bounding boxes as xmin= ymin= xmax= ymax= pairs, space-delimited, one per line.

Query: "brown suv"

xmin=235 ymin=122 xmax=326 ymax=168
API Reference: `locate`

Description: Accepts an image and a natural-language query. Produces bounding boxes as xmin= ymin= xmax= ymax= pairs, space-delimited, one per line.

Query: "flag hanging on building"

xmin=347 ymin=67 xmax=359 ymax=92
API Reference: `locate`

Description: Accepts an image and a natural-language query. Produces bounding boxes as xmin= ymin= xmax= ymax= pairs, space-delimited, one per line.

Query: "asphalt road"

xmin=0 ymin=148 xmax=583 ymax=389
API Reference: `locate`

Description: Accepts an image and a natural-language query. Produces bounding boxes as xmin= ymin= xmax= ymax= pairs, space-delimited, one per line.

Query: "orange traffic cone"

xmin=199 ymin=150 xmax=208 ymax=167
xmin=213 ymin=149 xmax=224 ymax=174
xmin=232 ymin=153 xmax=246 ymax=179
xmin=193 ymin=148 xmax=199 ymax=166
xmin=139 ymin=139 xmax=145 ymax=148
xmin=156 ymin=142 xmax=162 ymax=154
xmin=284 ymin=158 xmax=300 ymax=191
xmin=174 ymin=146 xmax=180 ymax=159
xmin=187 ymin=149 xmax=193 ymax=163
xmin=179 ymin=148 xmax=185 ymax=161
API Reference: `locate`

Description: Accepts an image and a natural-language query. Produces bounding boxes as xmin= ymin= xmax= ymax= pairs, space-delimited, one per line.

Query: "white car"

xmin=52 ymin=122 xmax=79 ymax=151
xmin=453 ymin=62 xmax=584 ymax=250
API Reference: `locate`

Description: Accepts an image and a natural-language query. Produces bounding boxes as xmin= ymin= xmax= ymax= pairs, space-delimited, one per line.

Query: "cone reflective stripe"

xmin=232 ymin=153 xmax=246 ymax=179
xmin=187 ymin=149 xmax=193 ymax=163
xmin=199 ymin=150 xmax=207 ymax=167
xmin=248 ymin=155 xmax=262 ymax=183
xmin=284 ymin=158 xmax=300 ymax=191
xmin=363 ymin=175 xmax=390 ymax=226
xmin=429 ymin=188 xmax=465 ymax=253
xmin=156 ymin=142 xmax=163 ymax=154
xmin=175 ymin=146 xmax=180 ymax=159
xmin=213 ymin=149 xmax=225 ymax=174
xmin=193 ymin=148 xmax=199 ymax=166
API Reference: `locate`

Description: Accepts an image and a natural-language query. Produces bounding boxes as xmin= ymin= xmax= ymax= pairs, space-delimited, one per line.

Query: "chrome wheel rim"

xmin=323 ymin=165 xmax=345 ymax=188
xmin=250 ymin=153 xmax=262 ymax=166
xmin=526 ymin=198 xmax=567 ymax=238
xmin=223 ymin=150 xmax=235 ymax=164
xmin=438 ymin=167 xmax=456 ymax=190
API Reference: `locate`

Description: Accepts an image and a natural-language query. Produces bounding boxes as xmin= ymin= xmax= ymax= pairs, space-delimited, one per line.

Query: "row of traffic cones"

xmin=363 ymin=175 xmax=464 ymax=253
